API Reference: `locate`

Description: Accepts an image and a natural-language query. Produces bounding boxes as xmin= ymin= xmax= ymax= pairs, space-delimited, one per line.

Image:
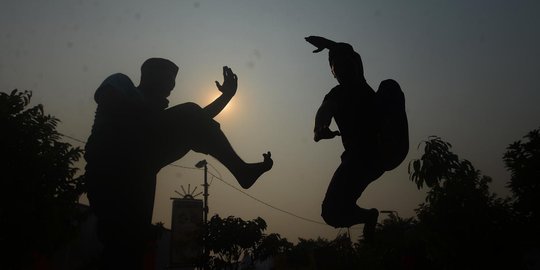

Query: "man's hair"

xmin=140 ymin=58 xmax=179 ymax=83
xmin=328 ymin=43 xmax=364 ymax=77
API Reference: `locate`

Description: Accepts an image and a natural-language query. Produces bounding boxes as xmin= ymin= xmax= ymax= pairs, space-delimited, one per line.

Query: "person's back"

xmin=375 ymin=79 xmax=409 ymax=171
xmin=84 ymin=73 xmax=149 ymax=176
xmin=84 ymin=72 xmax=158 ymax=269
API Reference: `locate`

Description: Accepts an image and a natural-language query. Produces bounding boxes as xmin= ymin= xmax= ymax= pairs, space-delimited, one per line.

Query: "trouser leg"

xmin=87 ymin=173 xmax=156 ymax=270
xmin=149 ymin=102 xmax=246 ymax=173
xmin=321 ymin=158 xmax=383 ymax=228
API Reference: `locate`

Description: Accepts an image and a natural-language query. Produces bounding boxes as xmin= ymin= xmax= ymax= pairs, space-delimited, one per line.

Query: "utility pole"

xmin=195 ymin=160 xmax=209 ymax=225
xmin=195 ymin=159 xmax=209 ymax=270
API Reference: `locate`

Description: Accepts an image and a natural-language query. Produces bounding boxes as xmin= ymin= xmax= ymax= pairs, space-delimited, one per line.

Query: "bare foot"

xmin=237 ymin=151 xmax=273 ymax=189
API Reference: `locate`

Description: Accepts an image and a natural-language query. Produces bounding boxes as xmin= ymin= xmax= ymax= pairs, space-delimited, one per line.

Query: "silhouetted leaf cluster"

xmin=206 ymin=214 xmax=267 ymax=269
xmin=402 ymin=133 xmax=538 ymax=269
xmin=0 ymin=90 xmax=85 ymax=268
xmin=504 ymin=128 xmax=540 ymax=225
xmin=408 ymin=136 xmax=460 ymax=189
xmin=251 ymin=233 xmax=293 ymax=262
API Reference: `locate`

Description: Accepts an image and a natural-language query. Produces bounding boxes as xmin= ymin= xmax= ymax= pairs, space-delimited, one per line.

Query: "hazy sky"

xmin=2 ymin=0 xmax=539 ymax=242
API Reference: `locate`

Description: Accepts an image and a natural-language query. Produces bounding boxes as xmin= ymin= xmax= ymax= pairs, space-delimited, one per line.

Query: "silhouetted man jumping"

xmin=305 ymin=36 xmax=408 ymax=242
xmin=84 ymin=58 xmax=273 ymax=269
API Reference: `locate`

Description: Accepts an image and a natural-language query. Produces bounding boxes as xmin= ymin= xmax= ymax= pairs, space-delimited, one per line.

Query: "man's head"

xmin=139 ymin=58 xmax=179 ymax=109
xmin=328 ymin=43 xmax=364 ymax=84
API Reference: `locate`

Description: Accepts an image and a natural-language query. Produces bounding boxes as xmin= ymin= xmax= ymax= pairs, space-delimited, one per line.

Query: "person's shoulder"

xmin=377 ymin=79 xmax=404 ymax=100
xmin=330 ymin=84 xmax=345 ymax=92
xmin=95 ymin=73 xmax=139 ymax=104
xmin=101 ymin=73 xmax=135 ymax=91
xmin=324 ymin=84 xmax=344 ymax=100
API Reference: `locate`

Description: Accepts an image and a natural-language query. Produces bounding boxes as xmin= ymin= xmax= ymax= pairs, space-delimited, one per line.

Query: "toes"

xmin=262 ymin=151 xmax=273 ymax=169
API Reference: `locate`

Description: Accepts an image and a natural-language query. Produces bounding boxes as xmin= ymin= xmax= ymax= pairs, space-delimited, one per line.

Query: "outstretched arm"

xmin=305 ymin=36 xmax=337 ymax=53
xmin=314 ymin=100 xmax=340 ymax=142
xmin=204 ymin=66 xmax=237 ymax=118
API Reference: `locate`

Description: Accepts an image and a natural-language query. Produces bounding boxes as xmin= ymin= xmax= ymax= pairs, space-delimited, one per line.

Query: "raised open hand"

xmin=305 ymin=36 xmax=336 ymax=53
xmin=215 ymin=66 xmax=238 ymax=97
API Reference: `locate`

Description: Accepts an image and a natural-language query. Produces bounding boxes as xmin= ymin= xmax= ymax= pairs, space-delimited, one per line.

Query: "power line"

xmin=60 ymin=133 xmax=329 ymax=226
xmin=207 ymin=162 xmax=223 ymax=184
xmin=206 ymin=170 xmax=328 ymax=226
xmin=168 ymin=163 xmax=203 ymax=171
xmin=59 ymin=133 xmax=88 ymax=145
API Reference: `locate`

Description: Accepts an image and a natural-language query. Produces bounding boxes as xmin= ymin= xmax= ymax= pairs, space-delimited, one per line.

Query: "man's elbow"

xmin=314 ymin=132 xmax=321 ymax=142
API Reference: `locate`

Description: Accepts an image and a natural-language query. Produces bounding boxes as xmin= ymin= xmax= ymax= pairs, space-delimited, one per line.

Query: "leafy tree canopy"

xmin=0 ymin=90 xmax=85 ymax=267
xmin=504 ymin=128 xmax=540 ymax=222
xmin=206 ymin=214 xmax=267 ymax=268
xmin=407 ymin=136 xmax=518 ymax=268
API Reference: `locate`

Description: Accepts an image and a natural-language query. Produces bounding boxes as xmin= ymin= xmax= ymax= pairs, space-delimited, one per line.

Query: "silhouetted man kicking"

xmin=84 ymin=58 xmax=273 ymax=269
xmin=305 ymin=36 xmax=408 ymax=242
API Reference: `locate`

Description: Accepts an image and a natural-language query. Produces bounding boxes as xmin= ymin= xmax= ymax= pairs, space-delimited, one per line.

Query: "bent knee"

xmin=172 ymin=102 xmax=202 ymax=112
xmin=167 ymin=102 xmax=208 ymax=121
xmin=321 ymin=201 xmax=353 ymax=228
xmin=165 ymin=102 xmax=220 ymax=131
xmin=183 ymin=102 xmax=202 ymax=109
xmin=321 ymin=210 xmax=349 ymax=228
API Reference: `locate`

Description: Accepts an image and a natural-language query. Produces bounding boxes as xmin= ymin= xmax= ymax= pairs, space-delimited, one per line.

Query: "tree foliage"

xmin=206 ymin=214 xmax=267 ymax=269
xmin=356 ymin=213 xmax=428 ymax=270
xmin=504 ymin=128 xmax=540 ymax=224
xmin=352 ymin=132 xmax=540 ymax=269
xmin=205 ymin=214 xmax=296 ymax=269
xmin=408 ymin=136 xmax=460 ymax=189
xmin=251 ymin=233 xmax=293 ymax=262
xmin=276 ymin=233 xmax=382 ymax=269
xmin=0 ymin=90 xmax=85 ymax=267
xmin=407 ymin=136 xmax=519 ymax=269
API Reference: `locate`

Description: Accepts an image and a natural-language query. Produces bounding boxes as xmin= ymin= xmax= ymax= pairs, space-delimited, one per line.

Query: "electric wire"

xmin=58 ymin=133 xmax=88 ymax=144
xmin=206 ymin=162 xmax=222 ymax=185
xmin=206 ymin=170 xmax=327 ymax=226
